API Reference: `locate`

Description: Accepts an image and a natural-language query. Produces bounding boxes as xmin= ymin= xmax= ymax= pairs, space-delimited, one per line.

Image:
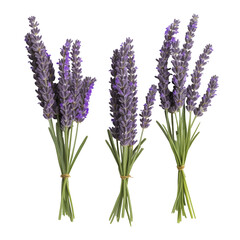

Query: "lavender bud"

xmin=140 ymin=85 xmax=157 ymax=128
xmin=194 ymin=75 xmax=218 ymax=116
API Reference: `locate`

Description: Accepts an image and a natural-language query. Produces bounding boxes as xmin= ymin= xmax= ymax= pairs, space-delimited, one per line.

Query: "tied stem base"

xmin=172 ymin=170 xmax=196 ymax=223
xmin=58 ymin=178 xmax=75 ymax=222
xmin=109 ymin=179 xmax=133 ymax=226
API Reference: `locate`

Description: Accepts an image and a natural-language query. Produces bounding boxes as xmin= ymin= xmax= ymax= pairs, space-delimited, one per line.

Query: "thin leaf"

xmin=133 ymin=138 xmax=146 ymax=153
xmin=128 ymin=148 xmax=144 ymax=174
xmin=191 ymin=122 xmax=200 ymax=140
xmin=165 ymin=110 xmax=172 ymax=138
xmin=105 ymin=140 xmax=121 ymax=172
xmin=189 ymin=132 xmax=200 ymax=148
xmin=160 ymin=123 xmax=181 ymax=165
xmin=107 ymin=130 xmax=122 ymax=173
xmin=156 ymin=121 xmax=169 ymax=140
xmin=48 ymin=127 xmax=64 ymax=173
xmin=69 ymin=136 xmax=88 ymax=172
xmin=107 ymin=130 xmax=118 ymax=158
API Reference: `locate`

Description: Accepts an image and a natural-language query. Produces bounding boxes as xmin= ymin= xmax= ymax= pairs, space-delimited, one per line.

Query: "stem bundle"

xmin=157 ymin=106 xmax=199 ymax=223
xmin=48 ymin=119 xmax=87 ymax=221
xmin=106 ymin=130 xmax=145 ymax=225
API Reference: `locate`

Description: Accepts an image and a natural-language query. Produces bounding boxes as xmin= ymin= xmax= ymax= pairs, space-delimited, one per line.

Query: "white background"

xmin=0 ymin=0 xmax=239 ymax=239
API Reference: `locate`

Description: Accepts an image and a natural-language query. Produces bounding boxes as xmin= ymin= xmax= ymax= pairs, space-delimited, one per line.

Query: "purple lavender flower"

xmin=156 ymin=19 xmax=180 ymax=111
xmin=156 ymin=15 xmax=217 ymax=115
xmin=114 ymin=40 xmax=133 ymax=146
xmin=194 ymin=75 xmax=218 ymax=116
xmin=109 ymin=49 xmax=121 ymax=140
xmin=76 ymin=77 xmax=96 ymax=122
xmin=171 ymin=39 xmax=187 ymax=112
xmin=126 ymin=38 xmax=138 ymax=145
xmin=57 ymin=39 xmax=73 ymax=128
xmin=70 ymin=40 xmax=83 ymax=120
xmin=109 ymin=38 xmax=138 ymax=145
xmin=25 ymin=16 xmax=56 ymax=119
xmin=180 ymin=14 xmax=198 ymax=74
xmin=186 ymin=44 xmax=213 ymax=111
xmin=140 ymin=85 xmax=157 ymax=128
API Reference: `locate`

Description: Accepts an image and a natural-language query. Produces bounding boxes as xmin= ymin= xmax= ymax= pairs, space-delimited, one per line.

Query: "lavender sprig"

xmin=156 ymin=19 xmax=180 ymax=110
xmin=107 ymin=38 xmax=157 ymax=225
xmin=140 ymin=85 xmax=157 ymax=128
xmin=186 ymin=44 xmax=213 ymax=111
xmin=25 ymin=16 xmax=96 ymax=222
xmin=58 ymin=39 xmax=73 ymax=128
xmin=25 ymin=16 xmax=56 ymax=119
xmin=109 ymin=49 xmax=121 ymax=140
xmin=194 ymin=75 xmax=218 ymax=116
xmin=156 ymin=14 xmax=219 ymax=223
xmin=71 ymin=40 xmax=83 ymax=120
xmin=180 ymin=14 xmax=198 ymax=74
xmin=126 ymin=38 xmax=138 ymax=145
xmin=76 ymin=77 xmax=96 ymax=122
xmin=171 ymin=39 xmax=187 ymax=112
xmin=114 ymin=40 xmax=133 ymax=146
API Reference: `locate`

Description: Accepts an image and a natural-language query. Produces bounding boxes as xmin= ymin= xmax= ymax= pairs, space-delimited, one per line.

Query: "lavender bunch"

xmin=106 ymin=38 xmax=157 ymax=225
xmin=155 ymin=14 xmax=219 ymax=223
xmin=25 ymin=17 xmax=96 ymax=221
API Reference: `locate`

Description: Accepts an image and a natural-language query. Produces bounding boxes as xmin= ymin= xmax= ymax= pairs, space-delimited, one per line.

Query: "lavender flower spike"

xmin=156 ymin=19 xmax=180 ymax=111
xmin=114 ymin=40 xmax=133 ymax=146
xmin=180 ymin=14 xmax=198 ymax=74
xmin=140 ymin=85 xmax=157 ymax=128
xmin=58 ymin=39 xmax=73 ymax=128
xmin=171 ymin=39 xmax=187 ymax=112
xmin=186 ymin=44 xmax=213 ymax=111
xmin=25 ymin=16 xmax=56 ymax=119
xmin=109 ymin=38 xmax=138 ymax=145
xmin=126 ymin=38 xmax=138 ymax=145
xmin=76 ymin=77 xmax=96 ymax=122
xmin=109 ymin=49 xmax=121 ymax=140
xmin=194 ymin=75 xmax=218 ymax=116
xmin=71 ymin=40 xmax=83 ymax=120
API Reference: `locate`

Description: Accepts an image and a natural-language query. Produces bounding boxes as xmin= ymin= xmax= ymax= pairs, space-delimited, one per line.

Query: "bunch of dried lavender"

xmin=156 ymin=14 xmax=219 ymax=222
xmin=106 ymin=38 xmax=157 ymax=225
xmin=25 ymin=16 xmax=96 ymax=221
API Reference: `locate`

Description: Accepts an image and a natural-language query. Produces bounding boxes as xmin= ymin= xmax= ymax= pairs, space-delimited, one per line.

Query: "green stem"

xmin=174 ymin=112 xmax=179 ymax=130
xmin=116 ymin=139 xmax=120 ymax=157
xmin=64 ymin=128 xmax=69 ymax=170
xmin=171 ymin=113 xmax=174 ymax=141
xmin=185 ymin=111 xmax=192 ymax=159
xmin=126 ymin=183 xmax=133 ymax=221
xmin=66 ymin=180 xmax=75 ymax=221
xmin=132 ymin=128 xmax=144 ymax=162
xmin=68 ymin=123 xmax=73 ymax=164
xmin=165 ymin=110 xmax=172 ymax=137
xmin=121 ymin=146 xmax=128 ymax=217
xmin=191 ymin=115 xmax=197 ymax=127
xmin=70 ymin=122 xmax=79 ymax=164
xmin=49 ymin=119 xmax=56 ymax=136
